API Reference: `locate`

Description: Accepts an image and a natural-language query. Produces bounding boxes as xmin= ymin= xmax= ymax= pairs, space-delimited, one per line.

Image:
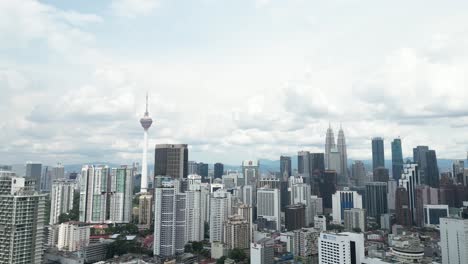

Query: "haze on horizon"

xmin=1 ymin=0 xmax=468 ymax=165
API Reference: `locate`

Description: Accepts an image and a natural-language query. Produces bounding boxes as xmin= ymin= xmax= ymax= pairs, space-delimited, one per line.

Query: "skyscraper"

xmin=50 ymin=179 xmax=76 ymax=225
xmin=332 ymin=189 xmax=363 ymax=223
xmin=280 ymin=156 xmax=292 ymax=179
xmin=351 ymin=161 xmax=367 ymax=187
xmin=298 ymin=151 xmax=311 ymax=181
xmin=320 ymin=170 xmax=337 ymax=209
xmin=398 ymin=163 xmax=420 ymax=225
xmin=26 ymin=162 xmax=42 ymax=191
xmin=372 ymin=137 xmax=385 ymax=170
xmin=453 ymin=160 xmax=465 ymax=185
xmin=318 ymin=232 xmax=365 ymax=264
xmin=242 ymin=160 xmax=259 ymax=184
xmin=185 ymin=189 xmax=204 ymax=242
xmin=223 ymin=215 xmax=250 ymax=250
xmin=257 ymin=188 xmax=281 ymax=231
xmin=140 ymin=93 xmax=153 ymax=193
xmin=337 ymin=126 xmax=348 ymax=178
xmin=108 ymin=166 xmax=134 ymax=223
xmin=365 ymin=182 xmax=388 ymax=219
xmin=214 ymin=163 xmax=224 ymax=179
xmin=440 ymin=218 xmax=468 ymax=264
xmin=391 ymin=138 xmax=404 ymax=181
xmin=395 ymin=186 xmax=411 ymax=226
xmin=197 ymin=162 xmax=209 ymax=179
xmin=154 ymin=144 xmax=188 ymax=179
xmin=425 ymin=150 xmax=440 ymax=188
xmin=344 ymin=208 xmax=366 ymax=232
xmin=373 ymin=167 xmax=389 ymax=182
xmin=310 ymin=153 xmax=325 ymax=195
xmin=413 ymin=146 xmax=429 ymax=185
xmin=154 ymin=179 xmax=187 ymax=257
xmin=209 ymin=189 xmax=231 ymax=243
xmin=325 ymin=125 xmax=336 ymax=169
xmin=0 ymin=176 xmax=47 ymax=264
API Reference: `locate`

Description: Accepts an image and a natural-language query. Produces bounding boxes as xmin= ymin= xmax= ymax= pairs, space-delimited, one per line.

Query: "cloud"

xmin=111 ymin=0 xmax=160 ymax=18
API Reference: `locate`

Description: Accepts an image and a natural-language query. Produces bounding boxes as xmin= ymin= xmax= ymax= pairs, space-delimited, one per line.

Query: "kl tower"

xmin=139 ymin=93 xmax=152 ymax=193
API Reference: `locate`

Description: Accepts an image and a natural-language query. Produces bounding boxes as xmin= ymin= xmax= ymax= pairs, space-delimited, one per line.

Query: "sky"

xmin=1 ymin=0 xmax=468 ymax=166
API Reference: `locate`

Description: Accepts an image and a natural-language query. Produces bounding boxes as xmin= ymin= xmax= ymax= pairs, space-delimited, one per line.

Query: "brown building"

xmin=373 ymin=167 xmax=389 ymax=182
xmin=285 ymin=204 xmax=306 ymax=231
xmin=395 ymin=187 xmax=411 ymax=226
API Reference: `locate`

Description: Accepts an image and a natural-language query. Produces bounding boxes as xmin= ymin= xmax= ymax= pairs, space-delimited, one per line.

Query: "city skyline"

xmin=2 ymin=0 xmax=468 ymax=166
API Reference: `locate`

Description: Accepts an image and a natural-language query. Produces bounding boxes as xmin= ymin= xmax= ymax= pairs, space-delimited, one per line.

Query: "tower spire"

xmin=145 ymin=92 xmax=149 ymax=115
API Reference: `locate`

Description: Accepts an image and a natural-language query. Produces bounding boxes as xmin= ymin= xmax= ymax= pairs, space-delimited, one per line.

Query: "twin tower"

xmin=325 ymin=125 xmax=348 ymax=178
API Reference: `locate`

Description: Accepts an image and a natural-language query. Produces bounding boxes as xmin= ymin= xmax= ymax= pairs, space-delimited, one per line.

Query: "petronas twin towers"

xmin=325 ymin=124 xmax=348 ymax=179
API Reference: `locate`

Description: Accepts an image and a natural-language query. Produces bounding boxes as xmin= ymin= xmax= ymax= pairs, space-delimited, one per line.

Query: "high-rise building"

xmin=310 ymin=153 xmax=325 ymax=195
xmin=280 ymin=156 xmax=292 ymax=179
xmin=414 ymin=185 xmax=439 ymax=227
xmin=365 ymin=182 xmax=388 ymax=219
xmin=344 ymin=208 xmax=366 ymax=232
xmin=440 ymin=218 xmax=468 ymax=264
xmin=373 ymin=167 xmax=389 ymax=182
xmin=351 ymin=161 xmax=367 ymax=187
xmin=332 ymin=189 xmax=363 ymax=223
xmin=26 ymin=162 xmax=42 ymax=191
xmin=293 ymin=228 xmax=320 ymax=260
xmin=285 ymin=204 xmax=306 ymax=231
xmin=320 ymin=170 xmax=337 ymax=209
xmin=328 ymin=148 xmax=342 ymax=177
xmin=108 ymin=166 xmax=134 ymax=223
xmin=50 ymin=179 xmax=76 ymax=225
xmin=214 ymin=163 xmax=224 ymax=179
xmin=325 ymin=125 xmax=336 ymax=170
xmin=453 ymin=160 xmax=465 ymax=185
xmin=413 ymin=146 xmax=429 ymax=185
xmin=223 ymin=215 xmax=250 ymax=250
xmin=391 ymin=138 xmax=404 ymax=181
xmin=298 ymin=151 xmax=311 ymax=182
xmin=154 ymin=179 xmax=187 ymax=257
xmin=197 ymin=162 xmax=209 ymax=179
xmin=423 ymin=205 xmax=448 ymax=227
xmin=154 ymin=144 xmax=188 ymax=179
xmin=395 ymin=186 xmax=411 ymax=226
xmin=140 ymin=94 xmax=153 ymax=193
xmin=289 ymin=176 xmax=313 ymax=225
xmin=318 ymin=232 xmax=365 ymax=264
xmin=185 ymin=190 xmax=204 ymax=242
xmin=257 ymin=188 xmax=281 ymax=231
xmin=0 ymin=176 xmax=47 ymax=264
xmin=57 ymin=222 xmax=90 ymax=252
xmin=371 ymin=137 xmax=385 ymax=171
xmin=387 ymin=180 xmax=398 ymax=211
xmin=209 ymin=189 xmax=231 ymax=243
xmin=251 ymin=238 xmax=274 ymax=264
xmin=242 ymin=160 xmax=259 ymax=185
xmin=337 ymin=126 xmax=348 ymax=179
xmin=425 ymin=150 xmax=440 ymax=188
xmin=398 ymin=163 xmax=420 ymax=225
xmin=138 ymin=193 xmax=152 ymax=229
xmin=188 ymin=161 xmax=198 ymax=175
xmin=314 ymin=215 xmax=327 ymax=231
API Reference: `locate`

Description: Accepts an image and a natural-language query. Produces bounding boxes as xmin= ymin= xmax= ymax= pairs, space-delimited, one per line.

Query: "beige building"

xmin=223 ymin=215 xmax=250 ymax=250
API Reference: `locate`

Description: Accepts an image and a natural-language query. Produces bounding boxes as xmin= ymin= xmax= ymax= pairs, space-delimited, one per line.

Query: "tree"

xmin=184 ymin=243 xmax=193 ymax=253
xmin=229 ymin=248 xmax=247 ymax=262
xmin=216 ymin=256 xmax=226 ymax=264
xmin=204 ymin=222 xmax=209 ymax=240
xmin=192 ymin=241 xmax=204 ymax=253
xmin=352 ymin=227 xmax=362 ymax=233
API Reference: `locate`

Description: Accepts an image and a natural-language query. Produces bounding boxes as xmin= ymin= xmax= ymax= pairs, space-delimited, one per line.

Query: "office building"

xmin=223 ymin=215 xmax=250 ymax=250
xmin=318 ymin=232 xmax=365 ymax=264
xmin=337 ymin=126 xmax=348 ymax=178
xmin=387 ymin=180 xmax=397 ymax=211
xmin=197 ymin=162 xmax=209 ymax=179
xmin=298 ymin=151 xmax=311 ymax=181
xmin=0 ymin=176 xmax=47 ymax=264
xmin=373 ymin=167 xmax=389 ymax=182
xmin=310 ymin=153 xmax=325 ymax=195
xmin=440 ymin=218 xmax=468 ymax=264
xmin=320 ymin=170 xmax=337 ymax=209
xmin=154 ymin=179 xmax=187 ymax=257
xmin=398 ymin=163 xmax=420 ymax=225
xmin=210 ymin=189 xmax=231 ymax=243
xmin=289 ymin=176 xmax=313 ymax=225
xmin=391 ymin=138 xmax=404 ymax=181
xmin=413 ymin=146 xmax=429 ymax=185
xmin=453 ymin=160 xmax=465 ymax=185
xmin=154 ymin=144 xmax=188 ymax=179
xmin=310 ymin=195 xmax=323 ymax=216
xmin=351 ymin=161 xmax=367 ymax=187
xmin=26 ymin=162 xmax=42 ymax=191
xmin=415 ymin=185 xmax=439 ymax=227
xmin=425 ymin=150 xmax=440 ymax=188
xmin=395 ymin=187 xmax=411 ymax=226
xmin=188 ymin=161 xmax=198 ymax=175
xmin=214 ymin=163 xmax=224 ymax=179
xmin=139 ymin=94 xmax=153 ymax=193
xmin=328 ymin=147 xmax=342 ymax=177
xmin=251 ymin=238 xmax=274 ymax=264
xmin=424 ymin=205 xmax=448 ymax=227
xmin=108 ymin=166 xmax=134 ymax=223
xmin=332 ymin=189 xmax=363 ymax=223
xmin=50 ymin=179 xmax=76 ymax=225
xmin=285 ymin=204 xmax=306 ymax=231
xmin=344 ymin=208 xmax=366 ymax=232
xmin=325 ymin=125 xmax=336 ymax=170
xmin=57 ymin=222 xmax=90 ymax=251
xmin=242 ymin=160 xmax=259 ymax=185
xmin=186 ymin=190 xmax=204 ymax=242
xmin=258 ymin=177 xmax=281 ymax=189
xmin=280 ymin=156 xmax=292 ymax=179
xmin=257 ymin=188 xmax=281 ymax=231
xmin=371 ymin=137 xmax=385 ymax=171
xmin=365 ymin=182 xmax=388 ymax=219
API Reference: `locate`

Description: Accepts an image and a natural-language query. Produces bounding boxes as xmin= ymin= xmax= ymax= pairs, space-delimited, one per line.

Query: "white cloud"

xmin=111 ymin=0 xmax=160 ymax=18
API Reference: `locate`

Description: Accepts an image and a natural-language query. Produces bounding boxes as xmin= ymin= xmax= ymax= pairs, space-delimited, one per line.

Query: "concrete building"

xmin=154 ymin=179 xmax=187 ymax=257
xmin=138 ymin=193 xmax=153 ymax=229
xmin=332 ymin=189 xmax=363 ymax=223
xmin=26 ymin=162 xmax=42 ymax=191
xmin=57 ymin=222 xmax=90 ymax=251
xmin=365 ymin=182 xmax=388 ymax=219
xmin=337 ymin=126 xmax=348 ymax=179
xmin=344 ymin=208 xmax=366 ymax=232
xmin=154 ymin=144 xmax=188 ymax=179
xmin=223 ymin=215 xmax=250 ymax=250
xmin=440 ymin=218 xmax=468 ymax=264
xmin=372 ymin=137 xmax=385 ymax=171
xmin=251 ymin=238 xmax=274 ymax=264
xmin=318 ymin=232 xmax=365 ymax=264
xmin=373 ymin=167 xmax=389 ymax=182
xmin=242 ymin=160 xmax=259 ymax=185
xmin=298 ymin=151 xmax=311 ymax=181
xmin=351 ymin=161 xmax=367 ymax=187
xmin=293 ymin=228 xmax=320 ymax=259
xmin=257 ymin=188 xmax=281 ymax=231
xmin=185 ymin=190 xmax=204 ymax=242
xmin=214 ymin=163 xmax=224 ymax=179
xmin=210 ymin=189 xmax=231 ymax=243
xmin=285 ymin=204 xmax=306 ymax=231
xmin=325 ymin=125 xmax=336 ymax=170
xmin=280 ymin=156 xmax=292 ymax=179
xmin=314 ymin=215 xmax=327 ymax=231
xmin=398 ymin=163 xmax=420 ymax=225
xmin=50 ymin=179 xmax=76 ymax=225
xmin=0 ymin=175 xmax=47 ymax=264
xmin=108 ymin=166 xmax=134 ymax=223
xmin=424 ymin=204 xmax=448 ymax=227
xmin=391 ymin=138 xmax=404 ymax=181
xmin=289 ymin=176 xmax=313 ymax=225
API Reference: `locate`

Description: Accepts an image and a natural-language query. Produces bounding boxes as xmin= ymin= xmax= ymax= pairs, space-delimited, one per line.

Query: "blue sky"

xmin=1 ymin=0 xmax=468 ymax=166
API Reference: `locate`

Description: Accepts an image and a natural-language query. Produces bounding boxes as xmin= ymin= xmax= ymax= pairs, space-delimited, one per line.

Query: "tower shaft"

xmin=141 ymin=129 xmax=149 ymax=193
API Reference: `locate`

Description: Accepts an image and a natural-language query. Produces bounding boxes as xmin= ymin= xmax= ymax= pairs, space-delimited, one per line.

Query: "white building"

xmin=154 ymin=179 xmax=187 ymax=257
xmin=423 ymin=204 xmax=448 ymax=227
xmin=289 ymin=176 xmax=313 ymax=225
xmin=344 ymin=208 xmax=366 ymax=232
xmin=332 ymin=189 xmax=363 ymax=223
xmin=186 ymin=190 xmax=204 ymax=242
xmin=251 ymin=238 xmax=274 ymax=264
xmin=57 ymin=222 xmax=90 ymax=251
xmin=314 ymin=215 xmax=327 ymax=231
xmin=318 ymin=232 xmax=365 ymax=264
xmin=440 ymin=218 xmax=468 ymax=264
xmin=108 ymin=166 xmax=134 ymax=223
xmin=257 ymin=188 xmax=281 ymax=231
xmin=242 ymin=160 xmax=259 ymax=185
xmin=210 ymin=189 xmax=231 ymax=243
xmin=50 ymin=179 xmax=76 ymax=225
